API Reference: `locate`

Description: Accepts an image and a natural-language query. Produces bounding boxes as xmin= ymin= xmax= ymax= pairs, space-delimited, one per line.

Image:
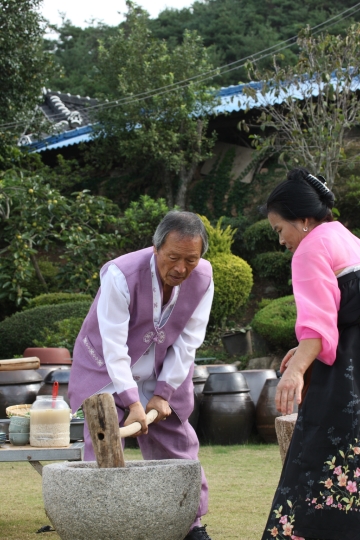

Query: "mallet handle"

xmin=119 ymin=409 xmax=158 ymax=438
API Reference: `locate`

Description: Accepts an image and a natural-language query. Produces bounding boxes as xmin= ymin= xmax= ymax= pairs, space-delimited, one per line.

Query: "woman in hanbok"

xmin=261 ymin=167 xmax=360 ymax=540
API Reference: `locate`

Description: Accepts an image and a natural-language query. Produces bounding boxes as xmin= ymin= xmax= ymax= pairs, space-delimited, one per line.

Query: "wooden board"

xmin=0 ymin=357 xmax=40 ymax=371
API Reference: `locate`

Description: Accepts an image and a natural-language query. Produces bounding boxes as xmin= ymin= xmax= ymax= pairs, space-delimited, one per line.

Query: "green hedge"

xmin=243 ymin=219 xmax=280 ymax=253
xmin=24 ymin=292 xmax=93 ymax=310
xmin=209 ymin=253 xmax=253 ymax=326
xmin=251 ymin=295 xmax=297 ymax=350
xmin=252 ymin=251 xmax=292 ymax=291
xmin=34 ymin=317 xmax=85 ymax=356
xmin=0 ymin=301 xmax=92 ymax=359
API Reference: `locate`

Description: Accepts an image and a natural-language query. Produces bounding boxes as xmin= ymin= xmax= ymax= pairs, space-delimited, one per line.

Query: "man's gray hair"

xmin=153 ymin=211 xmax=208 ymax=256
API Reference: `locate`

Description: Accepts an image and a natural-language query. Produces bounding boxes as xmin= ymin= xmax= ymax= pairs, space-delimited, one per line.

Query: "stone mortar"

xmin=42 ymin=459 xmax=201 ymax=540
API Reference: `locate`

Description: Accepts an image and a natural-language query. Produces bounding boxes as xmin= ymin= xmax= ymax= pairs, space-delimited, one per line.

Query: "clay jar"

xmin=189 ymin=366 xmax=209 ymax=432
xmin=24 ymin=347 xmax=72 ymax=381
xmin=193 ymin=366 xmax=209 ymax=402
xmin=0 ymin=370 xmax=43 ymax=418
xmin=198 ymin=372 xmax=255 ymax=445
xmin=36 ymin=368 xmax=71 ymax=406
xmin=240 ymin=369 xmax=277 ymax=406
xmin=256 ymin=378 xmax=298 ymax=443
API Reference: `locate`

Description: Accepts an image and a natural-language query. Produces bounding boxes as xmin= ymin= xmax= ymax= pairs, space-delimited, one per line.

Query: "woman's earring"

xmin=303 ymin=227 xmax=308 ymax=232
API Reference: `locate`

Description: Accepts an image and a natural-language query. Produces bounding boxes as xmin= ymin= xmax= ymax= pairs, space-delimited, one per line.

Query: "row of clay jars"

xmin=191 ymin=366 xmax=285 ymax=445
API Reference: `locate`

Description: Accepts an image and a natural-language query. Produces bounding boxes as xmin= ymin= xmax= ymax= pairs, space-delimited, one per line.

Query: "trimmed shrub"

xmin=243 ymin=219 xmax=280 ymax=253
xmin=24 ymin=292 xmax=93 ymax=310
xmin=34 ymin=317 xmax=85 ymax=355
xmin=251 ymin=295 xmax=297 ymax=351
xmin=200 ymin=216 xmax=235 ymax=258
xmin=0 ymin=301 xmax=92 ymax=359
xmin=252 ymin=251 xmax=292 ymax=292
xmin=209 ymin=254 xmax=253 ymax=326
xmin=199 ymin=215 xmax=253 ymax=326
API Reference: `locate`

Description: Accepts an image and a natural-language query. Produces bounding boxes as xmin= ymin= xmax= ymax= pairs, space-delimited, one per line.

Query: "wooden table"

xmin=0 ymin=442 xmax=84 ymax=475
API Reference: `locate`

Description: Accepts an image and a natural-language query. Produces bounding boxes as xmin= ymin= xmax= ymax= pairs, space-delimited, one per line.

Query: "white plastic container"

xmin=30 ymin=396 xmax=70 ymax=447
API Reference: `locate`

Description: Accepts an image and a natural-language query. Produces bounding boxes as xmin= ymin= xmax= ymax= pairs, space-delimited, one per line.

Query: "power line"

xmin=2 ymin=1 xmax=360 ymax=131
xmin=88 ymin=0 xmax=360 ymax=110
xmin=81 ymin=3 xmax=360 ymax=114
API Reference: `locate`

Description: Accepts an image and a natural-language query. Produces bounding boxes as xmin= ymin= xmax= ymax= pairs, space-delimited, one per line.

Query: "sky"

xmin=40 ymin=0 xmax=196 ymax=28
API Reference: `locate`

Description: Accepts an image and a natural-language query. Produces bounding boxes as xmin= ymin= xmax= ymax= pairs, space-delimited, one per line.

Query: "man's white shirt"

xmin=96 ymin=254 xmax=214 ymax=407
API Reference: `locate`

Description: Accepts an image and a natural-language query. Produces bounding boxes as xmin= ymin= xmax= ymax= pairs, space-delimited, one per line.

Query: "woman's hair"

xmin=262 ymin=167 xmax=335 ymax=222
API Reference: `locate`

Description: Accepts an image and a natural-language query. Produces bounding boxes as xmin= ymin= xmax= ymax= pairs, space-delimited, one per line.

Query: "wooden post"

xmin=82 ymin=394 xmax=125 ymax=468
xmin=275 ymin=413 xmax=298 ymax=465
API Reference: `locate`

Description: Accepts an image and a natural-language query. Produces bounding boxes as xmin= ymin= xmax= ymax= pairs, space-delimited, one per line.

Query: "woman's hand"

xmin=275 ymin=338 xmax=322 ymax=415
xmin=124 ymin=401 xmax=148 ymax=436
xmin=146 ymin=395 xmax=172 ymax=423
xmin=275 ymin=363 xmax=304 ymax=415
xmin=279 ymin=347 xmax=298 ymax=373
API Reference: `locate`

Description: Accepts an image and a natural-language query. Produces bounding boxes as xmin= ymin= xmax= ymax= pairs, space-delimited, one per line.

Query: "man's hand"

xmin=124 ymin=401 xmax=148 ymax=436
xmin=146 ymin=395 xmax=172 ymax=423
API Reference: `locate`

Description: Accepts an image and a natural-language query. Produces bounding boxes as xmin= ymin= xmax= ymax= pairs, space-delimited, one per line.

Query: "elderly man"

xmin=69 ymin=211 xmax=214 ymax=540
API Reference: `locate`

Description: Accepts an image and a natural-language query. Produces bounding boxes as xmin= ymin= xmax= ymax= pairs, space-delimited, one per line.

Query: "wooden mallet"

xmin=82 ymin=393 xmax=158 ymax=468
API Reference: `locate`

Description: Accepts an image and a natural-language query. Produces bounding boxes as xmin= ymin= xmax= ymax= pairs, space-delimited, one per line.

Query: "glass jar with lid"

xmin=30 ymin=395 xmax=70 ymax=447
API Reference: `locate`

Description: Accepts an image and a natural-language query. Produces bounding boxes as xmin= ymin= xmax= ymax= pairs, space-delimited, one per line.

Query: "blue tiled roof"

xmin=27 ymin=71 xmax=360 ymax=153
xmin=27 ymin=125 xmax=94 ymax=153
xmin=214 ymin=71 xmax=360 ymax=114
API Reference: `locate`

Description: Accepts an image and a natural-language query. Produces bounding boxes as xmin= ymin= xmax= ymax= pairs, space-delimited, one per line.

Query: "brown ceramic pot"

xmin=240 ymin=369 xmax=277 ymax=406
xmin=198 ymin=372 xmax=255 ymax=445
xmin=36 ymin=368 xmax=71 ymax=406
xmin=24 ymin=347 xmax=72 ymax=381
xmin=255 ymin=378 xmax=298 ymax=443
xmin=0 ymin=370 xmax=43 ymax=418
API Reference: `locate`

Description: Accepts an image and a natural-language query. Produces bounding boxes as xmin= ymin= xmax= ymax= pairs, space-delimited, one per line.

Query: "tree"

xmin=0 ymin=168 xmax=123 ymax=305
xmin=244 ymin=24 xmax=360 ymax=188
xmin=149 ymin=0 xmax=360 ymax=86
xmin=43 ymin=18 xmax=119 ymax=96
xmin=93 ymin=1 xmax=219 ymax=209
xmin=0 ymin=0 xmax=54 ymax=148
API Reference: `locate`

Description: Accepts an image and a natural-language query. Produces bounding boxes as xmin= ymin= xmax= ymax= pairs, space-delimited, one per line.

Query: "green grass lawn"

xmin=0 ymin=444 xmax=281 ymax=540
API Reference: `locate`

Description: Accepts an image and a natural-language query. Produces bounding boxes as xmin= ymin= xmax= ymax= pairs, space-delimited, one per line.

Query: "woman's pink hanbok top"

xmin=292 ymin=221 xmax=360 ymax=365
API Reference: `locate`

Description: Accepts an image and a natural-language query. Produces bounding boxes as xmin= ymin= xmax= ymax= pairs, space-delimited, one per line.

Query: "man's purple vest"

xmin=68 ymin=247 xmax=212 ymax=421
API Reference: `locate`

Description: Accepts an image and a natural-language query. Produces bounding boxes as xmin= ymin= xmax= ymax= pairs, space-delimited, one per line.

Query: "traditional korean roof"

xmin=20 ymin=88 xmax=99 ymax=152
xmin=215 ymin=70 xmax=360 ymax=114
xmin=23 ymin=71 xmax=360 ymax=153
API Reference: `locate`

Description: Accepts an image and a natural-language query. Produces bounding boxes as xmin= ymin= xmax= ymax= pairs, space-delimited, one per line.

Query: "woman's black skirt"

xmin=261 ymin=270 xmax=360 ymax=540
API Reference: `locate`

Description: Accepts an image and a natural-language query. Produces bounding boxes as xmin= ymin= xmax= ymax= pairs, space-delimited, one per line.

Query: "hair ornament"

xmin=306 ymin=173 xmax=331 ymax=196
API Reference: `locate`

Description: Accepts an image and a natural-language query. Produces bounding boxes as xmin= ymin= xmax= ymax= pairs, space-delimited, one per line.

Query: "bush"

xmin=243 ymin=219 xmax=280 ymax=253
xmin=251 ymin=295 xmax=297 ymax=351
xmin=200 ymin=215 xmax=235 ymax=257
xmin=219 ymin=215 xmax=251 ymax=258
xmin=34 ymin=317 xmax=85 ymax=355
xmin=252 ymin=251 xmax=292 ymax=292
xmin=0 ymin=301 xmax=92 ymax=359
xmin=209 ymin=254 xmax=253 ymax=326
xmin=24 ymin=292 xmax=93 ymax=310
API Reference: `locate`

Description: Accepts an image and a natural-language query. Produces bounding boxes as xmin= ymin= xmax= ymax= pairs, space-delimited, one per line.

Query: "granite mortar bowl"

xmin=42 ymin=459 xmax=201 ymax=540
